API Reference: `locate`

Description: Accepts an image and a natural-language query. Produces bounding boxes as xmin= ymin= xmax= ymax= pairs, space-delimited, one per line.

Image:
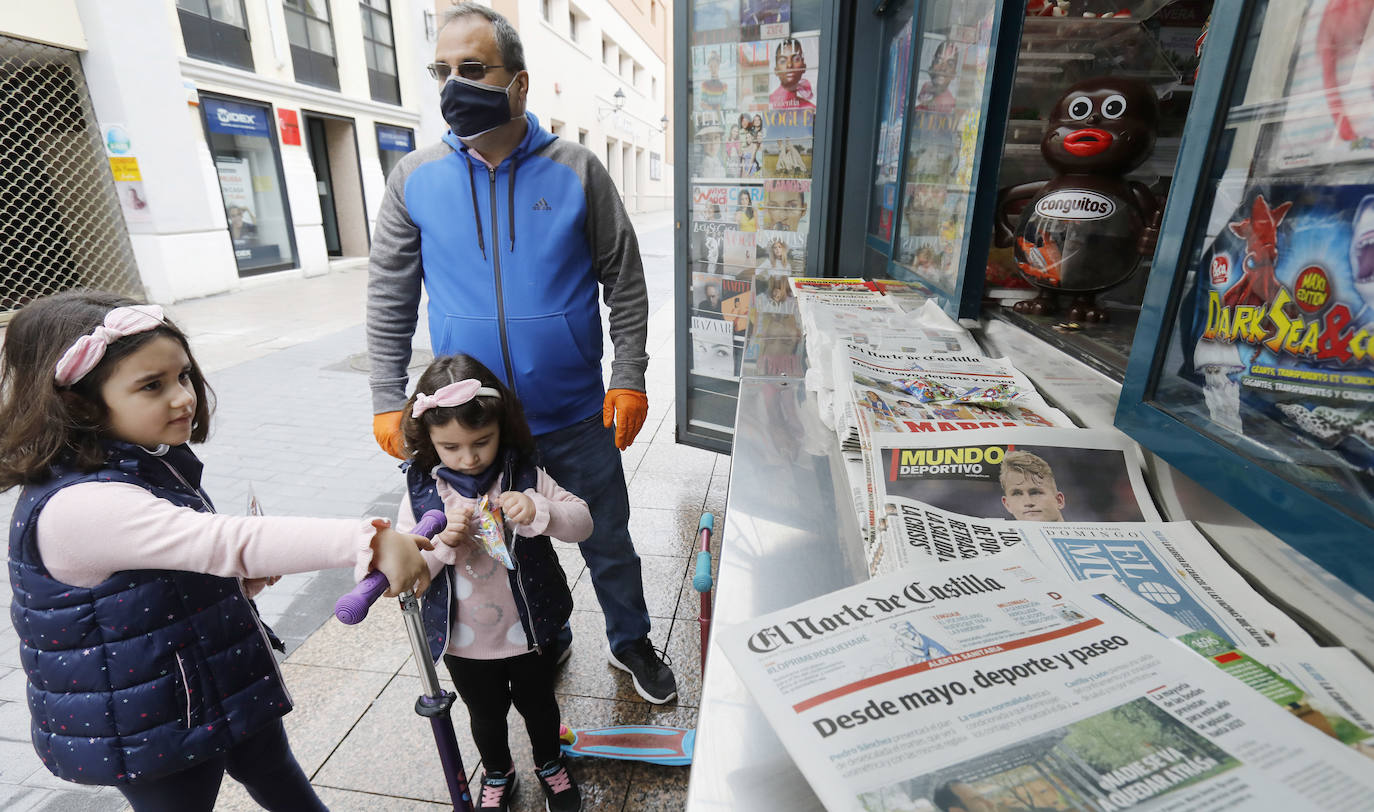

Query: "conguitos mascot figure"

xmin=995 ymin=76 xmax=1163 ymax=322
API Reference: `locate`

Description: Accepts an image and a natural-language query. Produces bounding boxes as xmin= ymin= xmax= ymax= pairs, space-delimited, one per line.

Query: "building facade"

xmin=0 ymin=0 xmax=669 ymax=311
xmin=2 ymin=0 xmax=429 ymax=307
xmin=420 ymin=0 xmax=673 ymax=214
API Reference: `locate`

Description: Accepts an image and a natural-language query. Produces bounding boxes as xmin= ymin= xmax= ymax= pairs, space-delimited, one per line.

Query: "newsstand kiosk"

xmin=675 ymin=0 xmax=1374 ymax=808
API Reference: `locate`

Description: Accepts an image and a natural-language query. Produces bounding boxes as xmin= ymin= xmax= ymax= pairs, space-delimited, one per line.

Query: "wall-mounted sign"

xmin=101 ymin=123 xmax=150 ymax=224
xmin=278 ymin=109 xmax=301 ymax=146
xmin=377 ymin=124 xmax=415 ymax=152
xmin=203 ymin=98 xmax=272 ymax=138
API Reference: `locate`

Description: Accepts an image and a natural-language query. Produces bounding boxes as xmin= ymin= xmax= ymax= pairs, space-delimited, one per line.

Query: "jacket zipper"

xmin=508 ymin=524 xmax=540 ymax=654
xmin=174 ymin=652 xmax=193 ymax=728
xmin=158 ymin=458 xmax=293 ymax=705
xmin=499 ymin=469 xmax=539 ymax=653
xmin=488 ymin=168 xmax=519 ymax=395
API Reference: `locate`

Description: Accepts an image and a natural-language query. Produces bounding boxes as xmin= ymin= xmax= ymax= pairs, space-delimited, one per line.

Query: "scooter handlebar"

xmin=334 ymin=510 xmax=447 ymax=625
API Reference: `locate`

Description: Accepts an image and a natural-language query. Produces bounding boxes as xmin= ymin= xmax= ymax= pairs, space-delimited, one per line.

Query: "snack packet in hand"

xmin=475 ymin=495 xmax=515 ymax=570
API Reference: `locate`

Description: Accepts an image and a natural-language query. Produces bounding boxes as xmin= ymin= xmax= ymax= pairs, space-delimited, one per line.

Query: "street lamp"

xmin=597 ymin=88 xmax=627 ymax=121
xmin=659 ymin=115 xmax=669 ymax=132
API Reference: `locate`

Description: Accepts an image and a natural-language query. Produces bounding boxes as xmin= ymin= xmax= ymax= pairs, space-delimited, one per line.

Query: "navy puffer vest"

xmin=407 ymin=452 xmax=573 ymax=664
xmin=8 ymin=443 xmax=291 ymax=785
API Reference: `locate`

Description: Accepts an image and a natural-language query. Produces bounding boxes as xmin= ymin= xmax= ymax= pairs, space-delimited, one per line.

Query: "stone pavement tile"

xmin=553 ymin=543 xmax=588 ymax=588
xmin=618 ymin=440 xmax=649 ymax=473
xmin=286 ymin=608 xmax=414 ymax=674
xmin=312 ymin=785 xmax=452 ymax=810
xmin=625 ymin=469 xmax=711 ymax=514
xmin=662 ymin=602 xmax=709 ymax=710
xmin=713 ymin=453 xmax=732 ymax=478
xmin=0 ymin=667 xmax=27 ymax=701
xmin=0 ymin=739 xmax=43 ymax=783
xmin=18 ymin=763 xmax=105 ymax=795
xmin=636 ymin=440 xmax=720 ymax=478
xmin=277 ymin=662 xmax=394 ymax=776
xmin=553 ymin=610 xmax=677 ymax=707
xmin=627 ymin=506 xmax=706 ymax=558
xmin=572 ymin=554 xmax=687 ymax=621
xmin=3 ymin=784 xmax=126 ymax=812
xmin=313 ymin=673 xmax=478 ymax=805
xmin=705 ymin=474 xmax=729 ymax=519
xmin=623 ymin=757 xmax=693 ymax=812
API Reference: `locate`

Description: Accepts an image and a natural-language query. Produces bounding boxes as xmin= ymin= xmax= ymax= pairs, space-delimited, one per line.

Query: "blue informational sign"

xmin=204 ymin=99 xmax=272 ymax=138
xmin=1048 ymin=535 xmax=1232 ymax=644
xmin=377 ymin=125 xmax=415 ymax=153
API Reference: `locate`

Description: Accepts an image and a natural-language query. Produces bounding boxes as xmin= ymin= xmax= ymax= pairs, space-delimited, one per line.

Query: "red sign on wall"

xmin=278 ymin=109 xmax=301 ymax=146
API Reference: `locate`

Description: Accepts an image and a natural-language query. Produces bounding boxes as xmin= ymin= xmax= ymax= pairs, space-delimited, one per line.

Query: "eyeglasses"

xmin=427 ymin=61 xmax=508 ymax=81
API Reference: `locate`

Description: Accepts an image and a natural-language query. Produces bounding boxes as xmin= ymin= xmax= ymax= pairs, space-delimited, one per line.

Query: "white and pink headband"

xmin=54 ymin=305 xmax=167 ymax=387
xmin=411 ymin=378 xmax=501 ymax=417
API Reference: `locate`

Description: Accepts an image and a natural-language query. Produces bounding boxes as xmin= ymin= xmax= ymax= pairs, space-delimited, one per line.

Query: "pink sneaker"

xmin=534 ymin=757 xmax=582 ymax=812
xmin=477 ymin=767 xmax=516 ymax=810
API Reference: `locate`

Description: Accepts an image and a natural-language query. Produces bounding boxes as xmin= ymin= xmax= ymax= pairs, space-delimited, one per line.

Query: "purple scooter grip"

xmin=334 ymin=510 xmax=447 ymax=625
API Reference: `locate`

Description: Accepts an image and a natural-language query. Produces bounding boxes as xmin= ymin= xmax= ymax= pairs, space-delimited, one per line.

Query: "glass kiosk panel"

xmin=680 ymin=0 xmax=829 ymax=450
xmin=1119 ymin=0 xmax=1374 ymax=597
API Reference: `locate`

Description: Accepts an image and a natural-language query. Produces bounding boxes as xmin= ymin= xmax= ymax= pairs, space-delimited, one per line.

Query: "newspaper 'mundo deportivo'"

xmin=718 ymin=552 xmax=1374 ymax=811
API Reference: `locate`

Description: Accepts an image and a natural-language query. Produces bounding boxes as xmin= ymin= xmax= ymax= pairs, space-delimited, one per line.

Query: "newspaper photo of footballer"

xmin=877 ymin=427 xmax=1161 ymax=523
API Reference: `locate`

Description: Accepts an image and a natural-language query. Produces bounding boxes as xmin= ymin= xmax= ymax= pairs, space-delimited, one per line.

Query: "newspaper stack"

xmin=719 ymin=552 xmax=1374 ymax=812
xmin=750 ymin=280 xmax=1374 ymax=810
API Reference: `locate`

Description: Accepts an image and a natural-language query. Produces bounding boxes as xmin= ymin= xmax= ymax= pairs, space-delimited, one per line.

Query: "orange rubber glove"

xmin=602 ymin=389 xmax=648 ymax=451
xmin=372 ymin=410 xmax=406 ymax=460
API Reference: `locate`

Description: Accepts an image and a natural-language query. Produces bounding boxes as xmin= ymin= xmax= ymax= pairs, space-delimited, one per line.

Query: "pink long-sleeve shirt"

xmin=420 ymin=466 xmax=592 ymax=660
xmin=35 ymin=482 xmax=379 ymax=589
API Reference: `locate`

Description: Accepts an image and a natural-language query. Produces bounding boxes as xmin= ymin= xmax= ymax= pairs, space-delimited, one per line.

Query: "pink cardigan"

xmin=35 ymin=482 xmax=378 ymax=589
xmin=419 ymin=467 xmax=592 ymax=659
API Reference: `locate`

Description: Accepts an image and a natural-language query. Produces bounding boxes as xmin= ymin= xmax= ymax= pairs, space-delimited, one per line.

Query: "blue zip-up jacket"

xmin=8 ymin=443 xmax=290 ymax=785
xmin=366 ymin=113 xmax=649 ymax=436
xmin=405 ymin=454 xmax=573 ymax=663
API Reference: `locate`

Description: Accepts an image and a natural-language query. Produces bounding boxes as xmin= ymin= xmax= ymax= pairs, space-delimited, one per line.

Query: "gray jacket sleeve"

xmin=578 ymin=149 xmax=649 ymax=393
xmin=366 ymin=151 xmax=428 ymax=414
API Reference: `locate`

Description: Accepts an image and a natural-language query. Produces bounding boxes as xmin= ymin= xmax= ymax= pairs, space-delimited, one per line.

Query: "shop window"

xmin=283 ymin=0 xmax=339 ymax=90
xmin=360 ymin=0 xmax=401 ymax=105
xmin=201 ymin=95 xmax=298 ymax=275
xmin=176 ymin=0 xmax=254 ymax=71
xmin=376 ymin=123 xmax=414 ymax=180
xmin=602 ymin=38 xmax=612 ymax=66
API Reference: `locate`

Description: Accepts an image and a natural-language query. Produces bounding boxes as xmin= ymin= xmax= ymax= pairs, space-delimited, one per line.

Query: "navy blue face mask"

xmin=440 ymin=75 xmax=520 ymax=139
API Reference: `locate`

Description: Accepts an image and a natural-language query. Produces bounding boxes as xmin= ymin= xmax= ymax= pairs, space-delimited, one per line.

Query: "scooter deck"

xmin=558 ymin=724 xmax=694 ymax=766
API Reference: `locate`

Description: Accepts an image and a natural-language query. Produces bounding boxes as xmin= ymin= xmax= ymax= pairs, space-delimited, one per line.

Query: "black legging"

xmin=116 ymin=719 xmax=326 ymax=812
xmin=445 ymin=650 xmax=562 ymax=770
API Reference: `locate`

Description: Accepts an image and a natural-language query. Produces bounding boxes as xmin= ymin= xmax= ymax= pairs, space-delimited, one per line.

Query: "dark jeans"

xmin=116 ymin=719 xmax=326 ymax=812
xmin=445 ymin=651 xmax=563 ymax=769
xmin=535 ymin=413 xmax=650 ymax=653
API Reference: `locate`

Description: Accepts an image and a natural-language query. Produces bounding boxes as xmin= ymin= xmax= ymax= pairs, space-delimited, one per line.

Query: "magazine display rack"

xmin=677 ymin=0 xmax=831 ymax=451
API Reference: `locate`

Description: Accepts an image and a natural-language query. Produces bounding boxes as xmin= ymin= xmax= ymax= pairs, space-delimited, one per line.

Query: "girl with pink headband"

xmin=0 ymin=290 xmax=434 ymax=811
xmin=399 ymin=353 xmax=592 ymax=812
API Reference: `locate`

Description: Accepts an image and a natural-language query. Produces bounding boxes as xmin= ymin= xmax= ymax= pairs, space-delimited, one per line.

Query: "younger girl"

xmin=401 ymin=354 xmax=592 ymax=812
xmin=0 ymin=290 xmax=433 ymax=812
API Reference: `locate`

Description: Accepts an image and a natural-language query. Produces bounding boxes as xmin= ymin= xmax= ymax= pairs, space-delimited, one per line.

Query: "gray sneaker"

xmin=608 ymin=637 xmax=678 ymax=704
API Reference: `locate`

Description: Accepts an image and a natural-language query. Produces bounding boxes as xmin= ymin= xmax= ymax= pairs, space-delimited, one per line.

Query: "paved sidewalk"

xmin=2 ymin=210 xmax=729 ymax=810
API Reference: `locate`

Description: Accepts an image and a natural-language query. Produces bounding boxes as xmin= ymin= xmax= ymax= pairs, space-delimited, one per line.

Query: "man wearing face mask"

xmin=365 ymin=2 xmax=677 ymax=711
